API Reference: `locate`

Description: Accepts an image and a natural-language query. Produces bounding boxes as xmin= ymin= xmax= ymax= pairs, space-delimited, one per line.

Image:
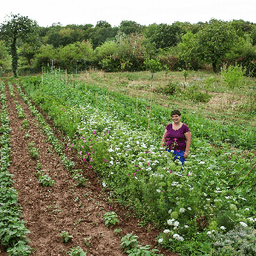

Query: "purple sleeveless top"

xmin=165 ymin=123 xmax=190 ymax=151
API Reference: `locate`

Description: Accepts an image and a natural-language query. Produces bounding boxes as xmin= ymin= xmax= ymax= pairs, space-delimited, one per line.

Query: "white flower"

xmin=199 ymin=161 xmax=205 ymax=164
xmin=179 ymin=208 xmax=185 ymax=213
xmin=187 ymin=207 xmax=192 ymax=211
xmin=245 ymin=208 xmax=250 ymax=211
xmin=163 ymin=229 xmax=170 ymax=233
xmin=207 ymin=231 xmax=211 ymax=235
xmin=168 ymin=209 xmax=172 ymax=214
xmin=167 ymin=219 xmax=174 ymax=225
xmin=240 ymin=222 xmax=248 ymax=227
xmin=173 ymin=221 xmax=179 ymax=227
xmin=158 ymin=238 xmax=163 ymax=243
xmin=173 ymin=234 xmax=184 ymax=241
xmin=102 ymin=182 xmax=107 ymax=187
xmin=220 ymin=226 xmax=226 ymax=230
xmin=156 ymin=189 xmax=161 ymax=193
xmin=184 ymin=225 xmax=189 ymax=228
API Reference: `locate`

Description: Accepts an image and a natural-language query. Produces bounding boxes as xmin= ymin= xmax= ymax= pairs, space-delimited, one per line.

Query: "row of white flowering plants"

xmin=19 ymin=72 xmax=256 ymax=255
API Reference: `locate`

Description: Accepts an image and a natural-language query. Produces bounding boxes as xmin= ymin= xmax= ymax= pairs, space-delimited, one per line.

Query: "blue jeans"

xmin=166 ymin=149 xmax=185 ymax=165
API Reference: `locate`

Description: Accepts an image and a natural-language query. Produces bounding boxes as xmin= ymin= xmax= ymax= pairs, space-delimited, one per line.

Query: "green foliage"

xmin=0 ymin=84 xmax=31 ymax=254
xmin=156 ymin=81 xmax=182 ymax=95
xmin=211 ymin=226 xmax=256 ymax=255
xmin=221 ymin=65 xmax=245 ymax=89
xmin=55 ymin=41 xmax=93 ymax=71
xmin=195 ymin=19 xmax=238 ymax=72
xmin=178 ymin=32 xmax=199 ymax=70
xmin=60 ymin=231 xmax=73 ymax=243
xmin=19 ymin=73 xmax=256 ymax=256
xmin=7 ymin=241 xmax=31 ymax=256
xmin=145 ymin=23 xmax=185 ymax=50
xmin=37 ymin=173 xmax=54 ymax=187
xmin=0 ymin=13 xmax=39 ymax=77
xmin=103 ymin=212 xmax=119 ymax=227
xmin=67 ymin=246 xmax=87 ymax=256
xmin=126 ymin=245 xmax=162 ymax=256
xmin=184 ymin=84 xmax=212 ymax=102
xmin=121 ymin=233 xmax=139 ymax=251
xmin=144 ymin=58 xmax=163 ymax=74
xmin=14 ymin=102 xmax=26 ymax=119
xmin=0 ymin=40 xmax=11 ymax=72
xmin=120 ymin=20 xmax=142 ymax=35
xmin=28 ymin=141 xmax=39 ymax=159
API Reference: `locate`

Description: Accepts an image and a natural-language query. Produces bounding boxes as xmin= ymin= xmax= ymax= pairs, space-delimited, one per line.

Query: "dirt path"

xmin=0 ymin=82 xmax=178 ymax=256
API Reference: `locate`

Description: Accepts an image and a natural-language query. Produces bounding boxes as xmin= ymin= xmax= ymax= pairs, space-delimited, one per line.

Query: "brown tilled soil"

xmin=0 ymin=83 xmax=178 ymax=256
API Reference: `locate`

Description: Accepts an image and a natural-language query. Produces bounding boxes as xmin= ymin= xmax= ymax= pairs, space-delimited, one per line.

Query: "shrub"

xmin=221 ymin=65 xmax=245 ymax=89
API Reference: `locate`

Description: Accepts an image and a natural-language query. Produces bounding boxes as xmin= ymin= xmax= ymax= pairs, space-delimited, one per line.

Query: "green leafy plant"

xmin=7 ymin=240 xmax=32 ymax=256
xmin=28 ymin=141 xmax=39 ymax=159
xmin=83 ymin=237 xmax=91 ymax=247
xmin=126 ymin=245 xmax=162 ymax=256
xmin=120 ymin=233 xmax=139 ymax=251
xmin=114 ymin=228 xmax=122 ymax=236
xmin=15 ymin=102 xmax=26 ymax=119
xmin=211 ymin=225 xmax=256 ymax=255
xmin=103 ymin=211 xmax=119 ymax=227
xmin=221 ymin=64 xmax=245 ymax=89
xmin=38 ymin=174 xmax=54 ymax=187
xmin=72 ymin=173 xmax=87 ymax=187
xmin=67 ymin=246 xmax=87 ymax=256
xmin=21 ymin=119 xmax=30 ymax=130
xmin=24 ymin=132 xmax=30 ymax=139
xmin=60 ymin=231 xmax=73 ymax=243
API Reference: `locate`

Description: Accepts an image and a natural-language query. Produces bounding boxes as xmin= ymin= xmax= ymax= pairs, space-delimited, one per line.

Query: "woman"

xmin=161 ymin=110 xmax=191 ymax=164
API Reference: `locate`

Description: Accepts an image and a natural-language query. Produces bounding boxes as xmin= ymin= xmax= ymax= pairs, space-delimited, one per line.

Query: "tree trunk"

xmin=11 ymin=38 xmax=18 ymax=77
xmin=212 ymin=62 xmax=218 ymax=73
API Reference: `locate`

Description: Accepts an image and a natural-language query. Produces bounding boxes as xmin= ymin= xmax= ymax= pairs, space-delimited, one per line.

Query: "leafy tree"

xmin=55 ymin=40 xmax=93 ymax=71
xmin=178 ymin=32 xmax=198 ymax=69
xmin=195 ymin=19 xmax=238 ymax=72
xmin=33 ymin=44 xmax=55 ymax=71
xmin=250 ymin=28 xmax=256 ymax=46
xmin=95 ymin=20 xmax=111 ymax=28
xmin=91 ymin=26 xmax=118 ymax=49
xmin=119 ymin=20 xmax=142 ymax=35
xmin=18 ymin=41 xmax=41 ymax=66
xmin=0 ymin=13 xmax=39 ymax=77
xmin=144 ymin=23 xmax=185 ymax=50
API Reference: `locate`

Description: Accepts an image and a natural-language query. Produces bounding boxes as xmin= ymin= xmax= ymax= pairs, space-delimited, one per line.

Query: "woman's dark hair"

xmin=171 ymin=109 xmax=181 ymax=116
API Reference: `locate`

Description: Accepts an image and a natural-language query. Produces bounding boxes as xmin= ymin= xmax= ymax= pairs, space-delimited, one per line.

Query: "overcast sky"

xmin=1 ymin=0 xmax=256 ymax=27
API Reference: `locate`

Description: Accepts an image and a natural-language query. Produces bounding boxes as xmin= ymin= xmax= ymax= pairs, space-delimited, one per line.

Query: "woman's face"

xmin=172 ymin=114 xmax=181 ymax=123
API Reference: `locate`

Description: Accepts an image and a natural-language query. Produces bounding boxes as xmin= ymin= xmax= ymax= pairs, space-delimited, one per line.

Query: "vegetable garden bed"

xmin=0 ymin=81 xmax=174 ymax=255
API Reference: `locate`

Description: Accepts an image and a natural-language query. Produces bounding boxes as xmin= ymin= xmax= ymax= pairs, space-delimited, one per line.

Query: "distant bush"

xmin=155 ymin=81 xmax=182 ymax=95
xmin=221 ymin=65 xmax=245 ymax=89
xmin=185 ymin=84 xmax=212 ymax=103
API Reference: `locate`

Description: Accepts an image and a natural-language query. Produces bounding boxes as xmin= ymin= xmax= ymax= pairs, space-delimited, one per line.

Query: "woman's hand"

xmin=183 ymin=151 xmax=189 ymax=158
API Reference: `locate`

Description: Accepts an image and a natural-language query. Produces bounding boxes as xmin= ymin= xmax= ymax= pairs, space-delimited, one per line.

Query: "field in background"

xmin=77 ymin=69 xmax=256 ymax=127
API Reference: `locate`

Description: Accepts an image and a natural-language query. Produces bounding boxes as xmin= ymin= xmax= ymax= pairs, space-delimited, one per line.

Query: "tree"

xmin=0 ymin=13 xmax=39 ymax=76
xmin=196 ymin=19 xmax=238 ymax=72
xmin=144 ymin=23 xmax=185 ymax=50
xmin=18 ymin=41 xmax=41 ymax=66
xmin=119 ymin=20 xmax=142 ymax=35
